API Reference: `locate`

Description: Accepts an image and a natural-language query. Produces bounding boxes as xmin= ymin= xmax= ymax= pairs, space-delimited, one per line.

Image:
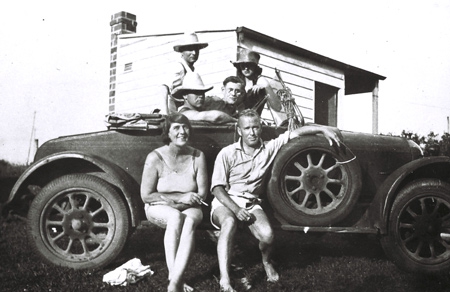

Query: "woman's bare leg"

xmin=168 ymin=208 xmax=202 ymax=292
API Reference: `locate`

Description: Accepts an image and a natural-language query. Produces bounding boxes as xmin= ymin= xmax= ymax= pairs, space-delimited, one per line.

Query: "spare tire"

xmin=267 ymin=135 xmax=362 ymax=226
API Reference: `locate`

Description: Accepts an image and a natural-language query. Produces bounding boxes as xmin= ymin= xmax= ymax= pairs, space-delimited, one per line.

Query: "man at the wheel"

xmin=209 ymin=109 xmax=340 ymax=292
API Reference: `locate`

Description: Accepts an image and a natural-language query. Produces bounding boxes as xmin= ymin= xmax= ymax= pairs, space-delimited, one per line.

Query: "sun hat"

xmin=231 ymin=50 xmax=260 ymax=66
xmin=173 ymin=32 xmax=209 ymax=52
xmin=171 ymin=72 xmax=213 ymax=98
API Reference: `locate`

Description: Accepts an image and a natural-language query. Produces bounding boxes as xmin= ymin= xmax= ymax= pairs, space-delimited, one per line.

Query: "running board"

xmin=279 ymin=225 xmax=378 ymax=234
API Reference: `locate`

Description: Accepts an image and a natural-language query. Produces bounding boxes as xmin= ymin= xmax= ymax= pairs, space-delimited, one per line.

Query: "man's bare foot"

xmin=263 ymin=261 xmax=279 ymax=283
xmin=219 ymin=279 xmax=236 ymax=292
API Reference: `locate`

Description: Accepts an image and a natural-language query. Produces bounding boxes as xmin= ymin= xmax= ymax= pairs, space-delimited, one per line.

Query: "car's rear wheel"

xmin=27 ymin=174 xmax=130 ymax=270
xmin=267 ymin=135 xmax=362 ymax=226
xmin=381 ymin=179 xmax=450 ymax=273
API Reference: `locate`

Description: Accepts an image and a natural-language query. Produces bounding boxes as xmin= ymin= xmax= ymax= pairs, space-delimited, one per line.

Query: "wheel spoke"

xmin=288 ymin=186 xmax=303 ymax=196
xmin=294 ymin=162 xmax=305 ymax=172
xmin=91 ymin=206 xmax=105 ymax=217
xmin=88 ymin=232 xmax=104 ymax=244
xmin=442 ymin=213 xmax=450 ymax=222
xmin=429 ymin=241 xmax=436 ymax=258
xmin=46 ymin=220 xmax=63 ymax=226
xmin=92 ymin=222 xmax=111 ymax=228
xmin=317 ymin=153 xmax=326 ymax=168
xmin=68 ymin=193 xmax=78 ymax=209
xmin=327 ymin=178 xmax=343 ymax=185
xmin=399 ymin=222 xmax=414 ymax=229
xmin=323 ymin=187 xmax=336 ymax=201
xmin=52 ymin=232 xmax=66 ymax=242
xmin=430 ymin=199 xmax=441 ymax=216
xmin=406 ymin=206 xmax=418 ymax=219
xmin=64 ymin=238 xmax=74 ymax=254
xmin=301 ymin=192 xmax=312 ymax=207
xmin=403 ymin=233 xmax=418 ymax=243
xmin=306 ymin=153 xmax=313 ymax=167
xmin=80 ymin=238 xmax=90 ymax=256
xmin=325 ymin=163 xmax=340 ymax=173
xmin=82 ymin=193 xmax=92 ymax=211
xmin=52 ymin=203 xmax=67 ymax=215
xmin=314 ymin=192 xmax=323 ymax=209
xmin=440 ymin=238 xmax=450 ymax=248
xmin=285 ymin=175 xmax=301 ymax=181
xmin=419 ymin=198 xmax=427 ymax=215
xmin=413 ymin=240 xmax=424 ymax=257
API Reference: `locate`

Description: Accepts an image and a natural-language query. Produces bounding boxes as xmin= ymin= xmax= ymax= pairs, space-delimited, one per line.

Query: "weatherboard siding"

xmin=114 ymin=31 xmax=237 ymax=114
xmin=113 ymin=29 xmax=345 ymax=124
xmin=237 ymin=37 xmax=345 ymax=123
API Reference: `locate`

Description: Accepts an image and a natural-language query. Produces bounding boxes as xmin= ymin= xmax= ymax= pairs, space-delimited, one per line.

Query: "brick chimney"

xmin=109 ymin=12 xmax=137 ymax=113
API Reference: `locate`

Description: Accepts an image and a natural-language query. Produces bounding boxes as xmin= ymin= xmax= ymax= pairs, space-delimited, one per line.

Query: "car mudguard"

xmin=372 ymin=156 xmax=450 ymax=234
xmin=6 ymin=151 xmax=143 ymax=227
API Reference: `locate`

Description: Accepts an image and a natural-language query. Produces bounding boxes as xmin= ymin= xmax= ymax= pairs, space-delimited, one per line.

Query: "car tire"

xmin=27 ymin=174 xmax=130 ymax=270
xmin=381 ymin=178 xmax=450 ymax=273
xmin=267 ymin=135 xmax=362 ymax=226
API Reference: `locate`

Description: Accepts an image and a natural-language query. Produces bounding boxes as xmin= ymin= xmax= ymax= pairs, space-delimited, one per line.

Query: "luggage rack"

xmin=105 ymin=113 xmax=165 ymax=131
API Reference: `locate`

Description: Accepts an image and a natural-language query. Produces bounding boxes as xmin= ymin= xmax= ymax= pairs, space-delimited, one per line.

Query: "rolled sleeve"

xmin=210 ymin=149 xmax=230 ymax=192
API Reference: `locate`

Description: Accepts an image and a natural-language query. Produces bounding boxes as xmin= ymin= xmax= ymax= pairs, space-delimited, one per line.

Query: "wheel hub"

xmin=415 ymin=214 xmax=441 ymax=239
xmin=302 ymin=169 xmax=326 ymax=193
xmin=62 ymin=210 xmax=92 ymax=239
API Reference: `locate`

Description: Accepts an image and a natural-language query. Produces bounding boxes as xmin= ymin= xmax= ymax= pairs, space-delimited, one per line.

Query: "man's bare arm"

xmin=182 ymin=109 xmax=237 ymax=123
xmin=290 ymin=124 xmax=341 ymax=147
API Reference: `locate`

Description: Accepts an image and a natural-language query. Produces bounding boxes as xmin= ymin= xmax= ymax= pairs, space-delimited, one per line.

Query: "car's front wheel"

xmin=381 ymin=179 xmax=450 ymax=273
xmin=27 ymin=174 xmax=130 ymax=270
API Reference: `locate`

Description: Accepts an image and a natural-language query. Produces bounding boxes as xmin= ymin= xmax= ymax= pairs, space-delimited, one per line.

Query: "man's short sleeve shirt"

xmin=211 ymin=131 xmax=290 ymax=196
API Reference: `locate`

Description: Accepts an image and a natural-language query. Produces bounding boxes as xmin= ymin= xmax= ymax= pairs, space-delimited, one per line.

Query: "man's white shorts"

xmin=210 ymin=196 xmax=262 ymax=229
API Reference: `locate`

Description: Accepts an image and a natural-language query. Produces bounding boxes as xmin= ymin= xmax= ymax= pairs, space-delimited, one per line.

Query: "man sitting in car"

xmin=202 ymin=76 xmax=246 ymax=118
xmin=172 ymin=72 xmax=237 ymax=123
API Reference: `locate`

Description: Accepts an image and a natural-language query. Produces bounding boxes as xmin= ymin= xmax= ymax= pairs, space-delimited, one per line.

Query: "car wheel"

xmin=381 ymin=179 xmax=450 ymax=273
xmin=267 ymin=136 xmax=362 ymax=226
xmin=27 ymin=174 xmax=130 ymax=270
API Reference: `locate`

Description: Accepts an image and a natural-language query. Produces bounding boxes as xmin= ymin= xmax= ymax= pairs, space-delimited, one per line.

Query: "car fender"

xmin=7 ymin=151 xmax=143 ymax=227
xmin=374 ymin=156 xmax=450 ymax=234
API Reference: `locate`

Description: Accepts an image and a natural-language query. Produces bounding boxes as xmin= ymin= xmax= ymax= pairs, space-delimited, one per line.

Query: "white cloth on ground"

xmin=102 ymin=258 xmax=154 ymax=286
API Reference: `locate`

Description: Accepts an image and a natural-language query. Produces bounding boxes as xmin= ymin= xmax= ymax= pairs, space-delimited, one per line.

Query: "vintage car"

xmin=6 ymin=113 xmax=450 ymax=275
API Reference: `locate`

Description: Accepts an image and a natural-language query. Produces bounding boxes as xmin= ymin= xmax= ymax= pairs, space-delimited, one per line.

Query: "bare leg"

xmin=145 ymin=205 xmax=184 ymax=279
xmin=168 ymin=208 xmax=202 ymax=292
xmin=213 ymin=207 xmax=238 ymax=292
xmin=247 ymin=209 xmax=279 ymax=282
xmin=164 ymin=212 xmax=184 ymax=279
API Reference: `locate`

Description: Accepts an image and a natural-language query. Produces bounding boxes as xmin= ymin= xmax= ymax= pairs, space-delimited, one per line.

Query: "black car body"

xmin=7 ymin=117 xmax=450 ymax=273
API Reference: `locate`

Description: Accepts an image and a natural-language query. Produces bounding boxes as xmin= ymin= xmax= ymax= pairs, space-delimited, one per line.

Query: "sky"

xmin=1 ymin=0 xmax=450 ymax=164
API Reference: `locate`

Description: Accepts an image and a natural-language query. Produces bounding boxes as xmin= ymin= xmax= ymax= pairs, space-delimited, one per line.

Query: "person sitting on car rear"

xmin=201 ymin=76 xmax=246 ymax=118
xmin=232 ymin=49 xmax=288 ymax=126
xmin=141 ymin=113 xmax=208 ymax=292
xmin=173 ymin=72 xmax=237 ymax=123
xmin=210 ymin=109 xmax=340 ymax=292
xmin=167 ymin=32 xmax=209 ymax=112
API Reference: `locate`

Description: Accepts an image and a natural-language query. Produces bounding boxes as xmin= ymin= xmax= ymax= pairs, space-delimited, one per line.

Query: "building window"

xmin=124 ymin=62 xmax=133 ymax=72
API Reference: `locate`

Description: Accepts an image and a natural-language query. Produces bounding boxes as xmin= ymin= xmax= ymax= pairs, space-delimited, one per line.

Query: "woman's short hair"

xmin=161 ymin=113 xmax=193 ymax=145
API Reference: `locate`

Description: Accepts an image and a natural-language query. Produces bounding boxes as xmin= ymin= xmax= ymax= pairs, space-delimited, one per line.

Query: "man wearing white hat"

xmin=168 ymin=32 xmax=209 ymax=109
xmin=173 ymin=72 xmax=236 ymax=124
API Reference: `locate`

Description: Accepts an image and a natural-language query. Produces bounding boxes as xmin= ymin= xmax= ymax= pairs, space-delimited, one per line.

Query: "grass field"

xmin=2 ymin=179 xmax=450 ymax=291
